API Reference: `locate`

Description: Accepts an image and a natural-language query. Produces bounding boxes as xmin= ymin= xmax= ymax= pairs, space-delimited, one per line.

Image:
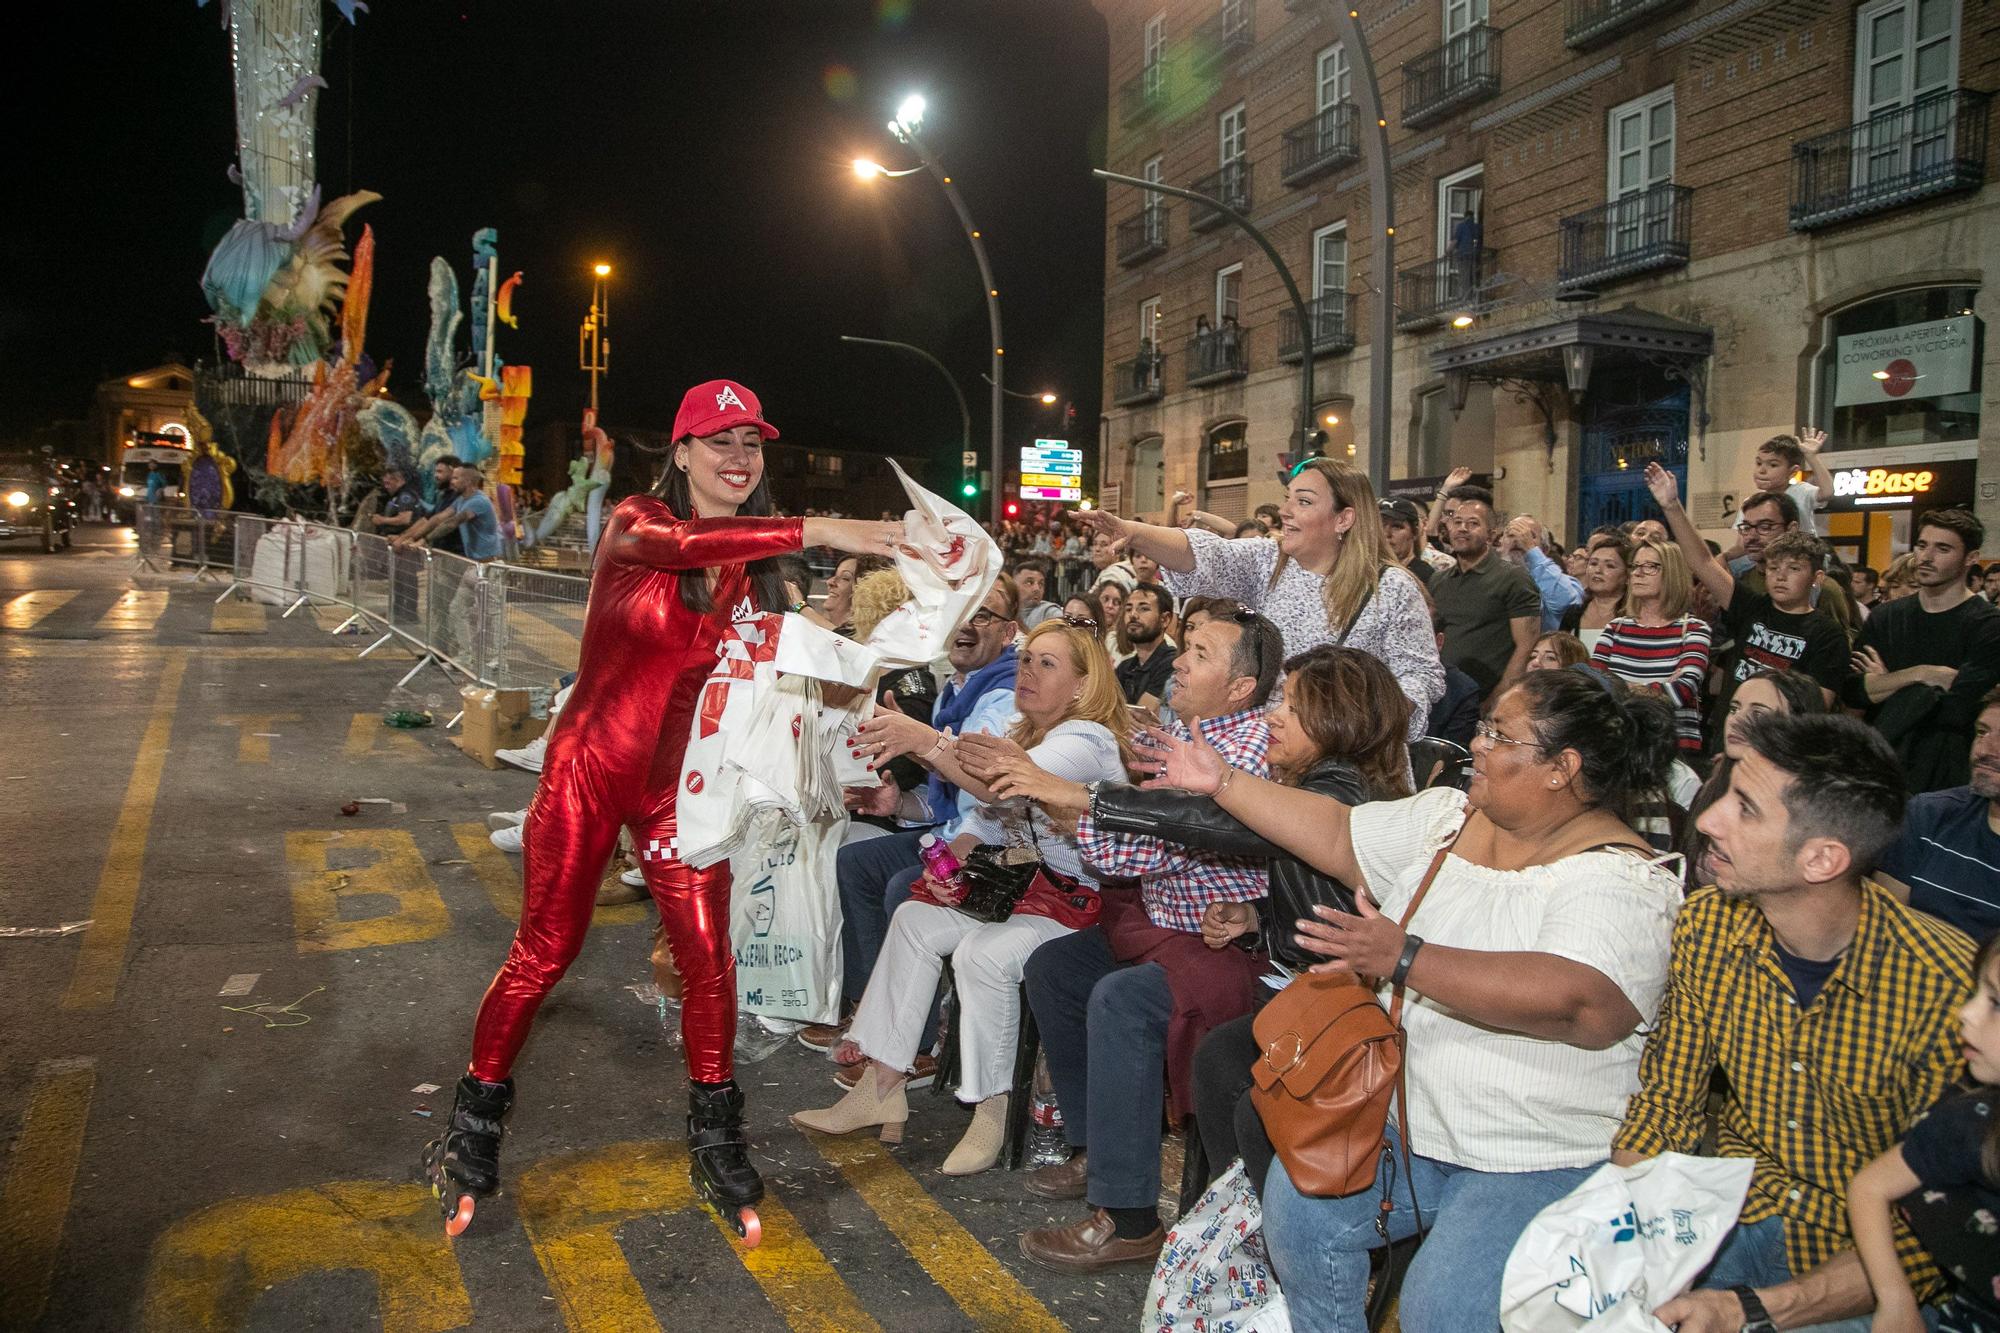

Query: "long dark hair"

xmin=1513 ymin=665 xmax=1677 ymax=826
xmin=650 ymin=444 xmax=790 ymax=617
xmin=1282 ymin=646 xmax=1413 ymax=799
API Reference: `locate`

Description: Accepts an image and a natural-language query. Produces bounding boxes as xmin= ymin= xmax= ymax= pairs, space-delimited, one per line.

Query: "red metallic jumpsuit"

xmin=468 ymin=496 xmax=803 ymax=1085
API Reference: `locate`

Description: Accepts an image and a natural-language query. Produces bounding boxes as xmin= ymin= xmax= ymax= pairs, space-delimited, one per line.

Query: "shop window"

xmin=1816 ymin=285 xmax=1981 ymax=449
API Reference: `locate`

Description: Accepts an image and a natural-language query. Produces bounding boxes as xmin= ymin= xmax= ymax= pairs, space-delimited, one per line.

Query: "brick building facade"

xmin=1095 ymin=0 xmax=1996 ymax=571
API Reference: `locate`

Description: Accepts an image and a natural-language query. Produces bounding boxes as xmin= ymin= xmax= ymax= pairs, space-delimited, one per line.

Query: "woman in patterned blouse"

xmin=1075 ymin=458 xmax=1443 ymax=738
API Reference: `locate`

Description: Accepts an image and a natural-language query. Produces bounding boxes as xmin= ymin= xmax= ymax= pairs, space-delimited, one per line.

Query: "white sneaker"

xmin=620 ymin=866 xmax=646 ymax=887
xmin=486 ymin=809 xmax=527 ymax=831
xmin=495 ymin=733 xmax=547 ymax=773
xmin=489 ymin=823 xmax=524 ymax=854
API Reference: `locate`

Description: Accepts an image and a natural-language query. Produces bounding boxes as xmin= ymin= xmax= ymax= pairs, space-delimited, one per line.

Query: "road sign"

xmin=1021 ymin=483 xmax=1083 ymax=502
xmin=961 ymin=451 xmax=978 ymax=468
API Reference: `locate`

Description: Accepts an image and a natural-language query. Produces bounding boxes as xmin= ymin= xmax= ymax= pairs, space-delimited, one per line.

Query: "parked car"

xmin=0 ymin=474 xmax=77 ymax=551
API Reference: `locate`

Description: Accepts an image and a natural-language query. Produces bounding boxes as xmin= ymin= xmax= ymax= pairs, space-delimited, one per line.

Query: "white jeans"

xmin=846 ymin=901 xmax=1071 ymax=1103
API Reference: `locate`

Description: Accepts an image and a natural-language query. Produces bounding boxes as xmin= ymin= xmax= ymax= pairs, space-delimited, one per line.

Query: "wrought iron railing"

xmin=1191 ymin=3 xmax=1256 ymax=74
xmin=1118 ymin=65 xmax=1169 ymax=125
xmin=1557 ymin=183 xmax=1693 ymax=290
xmin=1789 ymin=89 xmax=1990 ymax=230
xmin=1189 ymin=159 xmax=1252 ymax=231
xmin=1563 ymin=0 xmax=1678 ymax=48
xmin=1280 ymin=104 xmax=1361 ymax=186
xmin=1278 ymin=295 xmax=1356 ymax=361
xmin=1186 ymin=331 xmax=1249 ymax=386
xmin=1112 ymin=352 xmax=1167 ymax=406
xmin=1395 ymin=250 xmax=1495 ymax=330
xmin=1115 ymin=207 xmax=1169 ymax=266
xmin=1402 ymin=25 xmax=1501 ymax=128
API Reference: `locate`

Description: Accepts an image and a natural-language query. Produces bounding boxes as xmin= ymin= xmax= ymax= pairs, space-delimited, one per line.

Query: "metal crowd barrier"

xmin=141 ymin=504 xmax=590 ymax=693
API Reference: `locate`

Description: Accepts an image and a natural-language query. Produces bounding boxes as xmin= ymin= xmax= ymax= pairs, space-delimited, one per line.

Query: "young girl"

xmin=1849 ymin=930 xmax=2000 ymax=1332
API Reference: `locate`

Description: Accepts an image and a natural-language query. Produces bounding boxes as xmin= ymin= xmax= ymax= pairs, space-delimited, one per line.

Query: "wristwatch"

xmin=1731 ymin=1286 xmax=1777 ymax=1333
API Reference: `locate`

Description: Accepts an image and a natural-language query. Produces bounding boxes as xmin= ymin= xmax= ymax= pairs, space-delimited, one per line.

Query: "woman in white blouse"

xmin=1143 ymin=664 xmax=1684 ymax=1332
xmin=1076 ymin=458 xmax=1443 ymax=738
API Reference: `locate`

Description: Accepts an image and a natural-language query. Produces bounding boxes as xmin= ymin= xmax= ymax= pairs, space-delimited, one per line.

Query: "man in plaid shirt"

xmin=1016 ymin=611 xmax=1284 ymax=1272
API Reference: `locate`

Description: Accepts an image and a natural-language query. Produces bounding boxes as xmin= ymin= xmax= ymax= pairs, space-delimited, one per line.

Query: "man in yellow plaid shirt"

xmin=1613 ymin=712 xmax=1975 ymax=1333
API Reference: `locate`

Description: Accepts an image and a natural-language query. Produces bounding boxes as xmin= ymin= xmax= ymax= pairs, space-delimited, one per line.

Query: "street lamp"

xmin=980 ymin=373 xmax=1059 ymax=406
xmin=854 ymin=92 xmax=1007 ymax=528
xmin=580 ymin=262 xmax=612 ymax=415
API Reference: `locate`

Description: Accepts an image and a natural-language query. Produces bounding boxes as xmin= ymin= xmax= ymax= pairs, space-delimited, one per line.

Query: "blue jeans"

xmin=1261 ymin=1122 xmax=1595 ymax=1333
xmin=1696 ymin=1216 xmax=1937 ymax=1333
xmin=835 ymin=829 xmax=937 ymax=1047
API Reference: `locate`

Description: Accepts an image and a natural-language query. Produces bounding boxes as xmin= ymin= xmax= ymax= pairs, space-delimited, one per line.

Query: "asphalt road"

xmin=0 ymin=524 xmax=1162 ymax=1332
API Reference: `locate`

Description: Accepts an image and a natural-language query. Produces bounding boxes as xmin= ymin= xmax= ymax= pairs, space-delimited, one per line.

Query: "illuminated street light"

xmin=593 ymin=262 xmax=612 ymax=277
xmin=895 ymin=93 xmax=927 ymax=132
xmin=1039 ymin=392 xmax=1058 ymax=405
xmin=1451 ymin=313 xmax=1476 ymax=329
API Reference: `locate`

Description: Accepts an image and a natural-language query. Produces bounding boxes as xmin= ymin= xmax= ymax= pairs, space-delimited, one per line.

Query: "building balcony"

xmin=1557 ymin=183 xmax=1692 ymax=292
xmin=1186 ymin=332 xmax=1249 ymax=387
xmin=1112 ymin=352 xmax=1166 ymax=406
xmin=1189 ymin=159 xmax=1252 ymax=231
xmin=1280 ymin=104 xmax=1361 ymax=187
xmin=1190 ymin=5 xmax=1255 ymax=76
xmin=1278 ymin=295 xmax=1356 ymax=362
xmin=1563 ymin=0 xmax=1679 ymax=49
xmin=1395 ymin=251 xmax=1495 ymax=331
xmin=1402 ymin=25 xmax=1501 ymax=128
xmin=1789 ymin=89 xmax=1991 ymax=230
xmin=1115 ymin=207 xmax=1169 ymax=267
xmin=1118 ymin=66 xmax=1169 ymax=126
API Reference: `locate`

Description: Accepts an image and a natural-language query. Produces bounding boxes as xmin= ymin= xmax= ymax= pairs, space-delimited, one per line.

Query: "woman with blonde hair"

xmin=794 ymin=620 xmax=1134 ymax=1174
xmin=1075 ymin=457 xmax=1442 ymax=737
xmin=1590 ymin=538 xmax=1713 ymax=758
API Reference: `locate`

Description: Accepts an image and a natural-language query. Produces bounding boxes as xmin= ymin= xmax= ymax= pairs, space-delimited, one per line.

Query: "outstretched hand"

xmin=1134 ymin=722 xmax=1226 ymax=794
xmin=1642 ymin=461 xmax=1680 ymax=510
xmin=807 ymin=517 xmax=908 ymax=560
xmin=1073 ymin=508 xmax=1130 ymax=544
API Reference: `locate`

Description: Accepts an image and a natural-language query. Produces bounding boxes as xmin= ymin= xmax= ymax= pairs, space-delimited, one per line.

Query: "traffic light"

xmin=960 ymin=479 xmax=978 ymax=500
xmin=1004 ymin=500 xmax=1020 ymax=518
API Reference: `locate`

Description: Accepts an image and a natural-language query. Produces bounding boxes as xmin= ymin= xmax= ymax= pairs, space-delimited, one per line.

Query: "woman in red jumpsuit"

xmin=424 ymin=380 xmax=902 ymax=1239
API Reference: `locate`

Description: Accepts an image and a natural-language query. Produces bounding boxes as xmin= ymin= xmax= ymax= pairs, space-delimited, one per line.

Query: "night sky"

xmin=4 ymin=0 xmax=1110 ymax=484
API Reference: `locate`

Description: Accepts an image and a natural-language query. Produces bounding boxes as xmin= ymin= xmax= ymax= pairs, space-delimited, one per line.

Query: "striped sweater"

xmin=1590 ymin=616 xmax=1713 ymax=753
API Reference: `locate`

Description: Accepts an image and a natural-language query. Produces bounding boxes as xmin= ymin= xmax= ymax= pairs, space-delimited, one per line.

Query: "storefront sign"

xmin=1833 ymin=316 xmax=1976 ymax=406
xmin=1821 ymin=458 xmax=1976 ymax=511
xmin=1382 ymin=472 xmax=1494 ymax=502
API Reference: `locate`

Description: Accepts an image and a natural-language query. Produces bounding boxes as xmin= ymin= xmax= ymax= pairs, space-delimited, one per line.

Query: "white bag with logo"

xmin=1499 ymin=1153 xmax=1755 ymax=1333
xmin=1143 ymin=1160 xmax=1293 ymax=1333
xmin=729 ymin=813 xmax=844 ymax=1025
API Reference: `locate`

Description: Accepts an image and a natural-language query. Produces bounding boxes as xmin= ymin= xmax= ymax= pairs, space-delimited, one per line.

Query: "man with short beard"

xmin=1843 ymin=509 xmax=2000 ymax=791
xmin=1114 ymin=582 xmax=1177 ymax=708
xmin=1876 ymin=685 xmax=2000 ymax=941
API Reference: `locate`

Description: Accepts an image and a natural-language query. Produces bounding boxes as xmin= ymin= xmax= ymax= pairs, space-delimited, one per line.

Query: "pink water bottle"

xmin=917 ymin=834 xmax=962 ymax=886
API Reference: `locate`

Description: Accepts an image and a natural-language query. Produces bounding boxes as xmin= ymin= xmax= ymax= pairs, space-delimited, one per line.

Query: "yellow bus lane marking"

xmin=0 ymin=1057 xmax=96 ymax=1327
xmin=140 ymin=1181 xmax=472 ymax=1332
xmin=805 ymin=1134 xmax=1066 ymax=1332
xmin=0 ymin=642 xmax=384 ymax=660
xmin=207 ymin=598 xmax=267 ymax=634
xmin=64 ymin=651 xmax=186 ymax=1010
xmin=516 ymin=1139 xmax=880 ymax=1333
xmin=1 ymin=588 xmax=81 ymax=630
xmin=96 ymin=588 xmax=171 ymax=632
xmin=451 ymin=822 xmax=648 ymax=928
xmin=286 ymin=829 xmax=452 ymax=952
xmin=215 ymin=712 xmax=300 ymax=763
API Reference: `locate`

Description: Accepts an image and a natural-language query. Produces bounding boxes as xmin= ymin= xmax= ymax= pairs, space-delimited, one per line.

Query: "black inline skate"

xmin=421 ymin=1073 xmax=513 ymax=1236
xmin=688 ymin=1079 xmax=764 ymax=1246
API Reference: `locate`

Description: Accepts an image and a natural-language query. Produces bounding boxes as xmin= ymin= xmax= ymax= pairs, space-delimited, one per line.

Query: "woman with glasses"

xmin=1138 ymin=665 xmax=1681 ymax=1331
xmin=1588 ymin=538 xmax=1712 ymax=760
xmin=794 ymin=620 xmax=1134 ymax=1175
xmin=1075 ymin=458 xmax=1442 ymax=739
xmin=1558 ymin=532 xmax=1632 ymax=654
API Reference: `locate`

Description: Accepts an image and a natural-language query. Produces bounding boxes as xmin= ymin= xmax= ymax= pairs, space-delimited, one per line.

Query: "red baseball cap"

xmin=671 ymin=379 xmax=780 ymax=442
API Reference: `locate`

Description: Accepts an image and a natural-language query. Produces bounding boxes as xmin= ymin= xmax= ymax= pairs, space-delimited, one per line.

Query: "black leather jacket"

xmin=1087 ymin=756 xmax=1371 ymax=970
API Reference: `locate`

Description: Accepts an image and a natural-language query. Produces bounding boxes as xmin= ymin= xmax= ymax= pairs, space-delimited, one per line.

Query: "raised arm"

xmin=1645 ymin=462 xmax=1734 ymax=609
xmin=605 ymin=501 xmax=899 ymax=571
xmin=1797 ymin=426 xmax=1836 ymax=500
xmin=1425 ymin=466 xmax=1472 ymax=545
xmin=1072 ymin=508 xmax=1196 ymax=573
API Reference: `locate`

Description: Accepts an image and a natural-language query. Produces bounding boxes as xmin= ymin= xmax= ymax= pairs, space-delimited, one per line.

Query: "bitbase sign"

xmin=1833 ymin=316 xmax=1975 ymax=406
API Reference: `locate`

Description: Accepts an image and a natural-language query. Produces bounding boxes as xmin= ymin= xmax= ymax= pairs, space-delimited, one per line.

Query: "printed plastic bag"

xmin=862 ymin=459 xmax=1000 ymax=671
xmin=729 ymin=814 xmax=844 ymax=1025
xmin=1500 ymin=1153 xmax=1755 ymax=1332
xmin=1144 ymin=1159 xmax=1293 ymax=1333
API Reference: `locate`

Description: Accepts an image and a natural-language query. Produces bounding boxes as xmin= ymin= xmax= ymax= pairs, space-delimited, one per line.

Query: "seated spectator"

xmin=1614 ymin=713 xmax=1975 ymax=1333
xmin=819 ymin=554 xmax=892 ymax=637
xmin=1559 ymin=531 xmax=1632 ymax=653
xmin=1114 ymin=582 xmax=1177 ymax=708
xmin=1061 ymin=592 xmax=1098 ymax=625
xmin=1009 ymin=555 xmax=1061 ymax=630
xmin=838 ymin=569 xmax=940 ymax=840
xmin=1681 ymin=668 xmax=1830 ymax=888
xmin=984 ymin=612 xmax=1284 ymax=1271
xmin=1138 ymin=664 xmax=1682 ymax=1330
xmin=1876 ymin=684 xmax=2000 ymax=942
xmin=1845 ymin=509 xmax=1999 ymax=792
xmin=1502 ymin=513 xmax=1583 ymax=630
xmin=1847 ymin=930 xmax=2000 ymax=1333
xmin=1648 ymin=463 xmax=1848 ymax=749
xmin=793 ymin=621 xmax=1133 ymax=1174
xmin=1591 ymin=537 xmax=1713 ymax=761
xmin=1434 ymin=484 xmax=1542 ymax=701
xmin=1528 ymin=630 xmax=1589 ymax=670
xmin=1080 ymin=459 xmax=1443 ymax=737
xmin=1161 ymin=596 xmax=1242 ymax=728
xmin=809 ymin=577 xmax=1021 ymax=1065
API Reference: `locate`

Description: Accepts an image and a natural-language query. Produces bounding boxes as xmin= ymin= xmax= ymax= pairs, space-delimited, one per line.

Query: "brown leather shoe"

xmin=796 ymin=1021 xmax=848 ymax=1053
xmin=1022 ymin=1150 xmax=1088 ymax=1200
xmin=1019 ymin=1209 xmax=1164 ymax=1274
xmin=835 ymin=1053 xmax=936 ymax=1091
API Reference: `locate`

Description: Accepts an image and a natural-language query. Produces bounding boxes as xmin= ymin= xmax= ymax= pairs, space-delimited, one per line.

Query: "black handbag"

xmin=950 ymin=843 xmax=1042 ymax=923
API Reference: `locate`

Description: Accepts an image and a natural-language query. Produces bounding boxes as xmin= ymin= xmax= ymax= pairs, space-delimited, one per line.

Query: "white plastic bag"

xmin=729 ymin=814 xmax=844 ymax=1025
xmin=1500 ymin=1153 xmax=1755 ymax=1333
xmin=1143 ymin=1160 xmax=1293 ymax=1333
xmin=861 ymin=459 xmax=1000 ymax=672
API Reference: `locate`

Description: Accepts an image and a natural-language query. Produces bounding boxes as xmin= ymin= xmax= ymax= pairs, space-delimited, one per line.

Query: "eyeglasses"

xmin=968 ymin=608 xmax=1014 ymax=628
xmin=1473 ymin=719 xmax=1540 ymax=751
xmin=1630 ymin=561 xmax=1664 ymax=574
xmin=1739 ymin=519 xmax=1786 ymax=536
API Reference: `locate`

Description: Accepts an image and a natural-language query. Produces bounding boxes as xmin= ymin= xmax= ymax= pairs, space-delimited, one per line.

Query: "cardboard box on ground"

xmin=455 ymin=686 xmax=548 ymax=769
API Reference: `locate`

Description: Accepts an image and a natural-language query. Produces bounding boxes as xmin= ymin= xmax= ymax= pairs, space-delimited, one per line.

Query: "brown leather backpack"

xmin=1248 ymin=843 xmax=1447 ymax=1198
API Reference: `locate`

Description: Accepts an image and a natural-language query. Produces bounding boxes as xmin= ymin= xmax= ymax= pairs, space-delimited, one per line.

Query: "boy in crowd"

xmin=1730 ymin=428 xmax=1834 ymax=560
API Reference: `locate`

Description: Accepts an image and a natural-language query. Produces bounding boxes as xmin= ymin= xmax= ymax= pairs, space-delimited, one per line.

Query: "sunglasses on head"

xmin=1058 ymin=613 xmax=1099 ymax=630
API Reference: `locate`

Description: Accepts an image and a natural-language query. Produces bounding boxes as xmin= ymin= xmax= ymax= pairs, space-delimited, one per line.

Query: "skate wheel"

xmin=737 ymin=1207 xmax=761 ymax=1248
xmin=444 ymin=1193 xmax=476 ymax=1237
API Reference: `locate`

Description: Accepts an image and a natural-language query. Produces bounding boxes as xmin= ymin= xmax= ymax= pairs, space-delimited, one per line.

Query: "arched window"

xmin=1814 ymin=285 xmax=1982 ymax=450
xmin=1201 ymin=418 xmax=1249 ymax=515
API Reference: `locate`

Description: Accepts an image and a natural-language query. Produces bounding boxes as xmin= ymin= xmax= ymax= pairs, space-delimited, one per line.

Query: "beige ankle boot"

xmin=939 ymin=1094 xmax=1009 ymax=1176
xmin=790 ymin=1071 xmax=909 ymax=1144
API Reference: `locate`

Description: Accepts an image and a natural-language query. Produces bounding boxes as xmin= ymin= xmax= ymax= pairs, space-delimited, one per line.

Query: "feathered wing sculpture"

xmin=265 ymin=224 xmax=376 ymax=484
xmin=204 ymin=190 xmax=380 ymax=374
